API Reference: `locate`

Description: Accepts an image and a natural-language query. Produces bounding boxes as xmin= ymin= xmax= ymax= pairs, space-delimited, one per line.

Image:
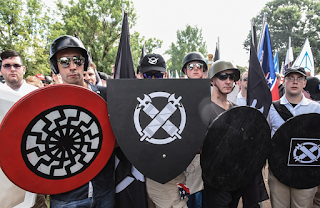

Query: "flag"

xmin=293 ymin=37 xmax=314 ymax=76
xmin=247 ymin=40 xmax=272 ymax=118
xmin=257 ymin=23 xmax=279 ymax=101
xmin=213 ymin=39 xmax=220 ymax=62
xmin=114 ymin=12 xmax=148 ymax=208
xmin=175 ymin=70 xmax=179 ymax=79
xmin=137 ymin=44 xmax=146 ymax=74
xmin=283 ymin=37 xmax=294 ymax=75
xmin=274 ymin=51 xmax=279 ymax=73
xmin=114 ymin=13 xmax=136 ymax=79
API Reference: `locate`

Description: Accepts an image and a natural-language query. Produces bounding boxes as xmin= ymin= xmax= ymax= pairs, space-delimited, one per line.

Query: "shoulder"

xmin=92 ymin=85 xmax=107 ymax=102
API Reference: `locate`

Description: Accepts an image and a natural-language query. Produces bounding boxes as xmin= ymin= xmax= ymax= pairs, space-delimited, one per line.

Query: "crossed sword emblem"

xmin=294 ymin=143 xmax=320 ymax=162
xmin=137 ymin=94 xmax=182 ymax=141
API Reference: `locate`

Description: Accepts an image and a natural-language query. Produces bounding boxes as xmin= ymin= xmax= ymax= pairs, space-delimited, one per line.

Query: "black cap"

xmin=140 ymin=54 xmax=166 ymax=73
xmin=284 ymin=67 xmax=306 ymax=77
xmin=304 ymin=77 xmax=320 ymax=101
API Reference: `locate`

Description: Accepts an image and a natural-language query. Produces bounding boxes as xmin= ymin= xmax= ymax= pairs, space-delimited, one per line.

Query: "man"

xmin=182 ymin=52 xmax=207 ymax=208
xmin=0 ymin=50 xmax=44 ymax=207
xmin=303 ymin=76 xmax=320 ymax=103
xmin=276 ymin=72 xmax=285 ymax=98
xmin=51 ymin=72 xmax=63 ymax=84
xmin=83 ymin=62 xmax=98 ymax=85
xmin=97 ymin=71 xmax=109 ymax=87
xmin=140 ymin=53 xmax=188 ymax=208
xmin=267 ymin=67 xmax=320 ymax=208
xmin=49 ymin=35 xmax=114 ymax=208
xmin=0 ymin=50 xmax=37 ymax=94
xmin=203 ymin=59 xmax=242 ymax=207
xmin=182 ymin=52 xmax=207 ymax=79
xmin=236 ymin=71 xmax=248 ymax=106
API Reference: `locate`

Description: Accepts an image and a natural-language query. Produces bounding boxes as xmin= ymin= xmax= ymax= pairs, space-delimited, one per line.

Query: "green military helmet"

xmin=209 ymin=60 xmax=240 ymax=81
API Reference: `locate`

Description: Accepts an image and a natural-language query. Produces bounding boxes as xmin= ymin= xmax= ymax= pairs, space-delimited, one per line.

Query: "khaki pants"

xmin=146 ymin=172 xmax=188 ymax=208
xmin=268 ymin=170 xmax=317 ymax=208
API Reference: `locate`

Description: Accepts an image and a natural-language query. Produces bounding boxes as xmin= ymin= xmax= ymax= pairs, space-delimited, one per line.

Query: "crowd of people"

xmin=1 ymin=34 xmax=320 ymax=208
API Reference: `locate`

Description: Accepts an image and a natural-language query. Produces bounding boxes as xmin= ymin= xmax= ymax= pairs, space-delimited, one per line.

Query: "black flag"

xmin=247 ymin=40 xmax=272 ymax=118
xmin=114 ymin=12 xmax=148 ymax=208
xmin=114 ymin=13 xmax=136 ymax=79
xmin=213 ymin=40 xmax=220 ymax=62
xmin=137 ymin=44 xmax=146 ymax=74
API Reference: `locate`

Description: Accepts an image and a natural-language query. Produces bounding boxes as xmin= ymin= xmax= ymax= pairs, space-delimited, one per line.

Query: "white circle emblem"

xmin=134 ymin=92 xmax=186 ymax=145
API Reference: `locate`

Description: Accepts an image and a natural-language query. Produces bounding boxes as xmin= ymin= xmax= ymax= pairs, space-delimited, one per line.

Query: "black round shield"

xmin=0 ymin=84 xmax=115 ymax=194
xmin=201 ymin=106 xmax=270 ymax=191
xmin=269 ymin=113 xmax=320 ymax=189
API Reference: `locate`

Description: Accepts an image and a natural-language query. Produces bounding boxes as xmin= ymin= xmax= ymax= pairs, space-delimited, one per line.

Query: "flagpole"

xmin=257 ymin=12 xmax=268 ymax=52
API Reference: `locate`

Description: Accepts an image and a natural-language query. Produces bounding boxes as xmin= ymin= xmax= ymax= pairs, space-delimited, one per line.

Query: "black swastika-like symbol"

xmin=21 ymin=105 xmax=102 ymax=179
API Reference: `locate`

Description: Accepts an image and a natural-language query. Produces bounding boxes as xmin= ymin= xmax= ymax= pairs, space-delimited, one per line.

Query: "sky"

xmin=130 ymin=0 xmax=271 ymax=67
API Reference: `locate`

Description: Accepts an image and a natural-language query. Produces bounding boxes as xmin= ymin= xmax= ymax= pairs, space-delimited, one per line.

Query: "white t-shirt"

xmin=0 ymin=80 xmax=38 ymax=96
xmin=0 ymin=80 xmax=38 ymax=207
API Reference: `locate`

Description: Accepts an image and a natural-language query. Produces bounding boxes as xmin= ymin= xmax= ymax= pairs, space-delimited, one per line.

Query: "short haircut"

xmin=1 ymin=50 xmax=23 ymax=64
xmin=240 ymin=71 xmax=248 ymax=80
xmin=89 ymin=62 xmax=96 ymax=70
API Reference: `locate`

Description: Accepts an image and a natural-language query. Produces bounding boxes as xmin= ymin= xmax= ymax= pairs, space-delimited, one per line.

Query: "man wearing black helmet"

xmin=182 ymin=52 xmax=208 ymax=208
xmin=49 ymin=35 xmax=114 ymax=208
xmin=182 ymin=52 xmax=207 ymax=79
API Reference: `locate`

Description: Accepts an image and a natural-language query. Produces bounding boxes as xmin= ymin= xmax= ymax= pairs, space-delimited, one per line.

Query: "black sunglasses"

xmin=143 ymin=72 xmax=164 ymax=79
xmin=216 ymin=72 xmax=236 ymax=81
xmin=2 ymin=64 xmax=22 ymax=70
xmin=58 ymin=56 xmax=85 ymax=68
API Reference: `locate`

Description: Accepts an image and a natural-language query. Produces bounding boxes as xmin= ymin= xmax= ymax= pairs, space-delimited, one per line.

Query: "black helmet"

xmin=182 ymin=52 xmax=208 ymax=74
xmin=49 ymin=35 xmax=89 ymax=74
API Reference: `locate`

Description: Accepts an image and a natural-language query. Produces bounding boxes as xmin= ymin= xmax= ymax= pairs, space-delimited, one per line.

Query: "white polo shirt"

xmin=267 ymin=94 xmax=320 ymax=137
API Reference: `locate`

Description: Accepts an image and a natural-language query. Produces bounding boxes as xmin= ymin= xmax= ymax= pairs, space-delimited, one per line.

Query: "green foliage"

xmin=243 ymin=0 xmax=320 ymax=73
xmin=0 ymin=0 xmax=162 ymax=77
xmin=165 ymin=25 xmax=207 ymax=75
xmin=0 ymin=0 xmax=51 ymax=76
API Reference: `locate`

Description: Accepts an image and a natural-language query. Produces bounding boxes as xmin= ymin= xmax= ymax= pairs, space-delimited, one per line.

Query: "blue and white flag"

xmin=274 ymin=51 xmax=279 ymax=73
xmin=293 ymin=37 xmax=314 ymax=76
xmin=258 ymin=23 xmax=279 ymax=101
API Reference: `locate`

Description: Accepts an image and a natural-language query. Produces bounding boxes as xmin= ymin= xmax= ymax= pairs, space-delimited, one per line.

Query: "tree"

xmin=0 ymin=0 xmax=51 ymax=76
xmin=53 ymin=0 xmax=162 ymax=74
xmin=165 ymin=25 xmax=207 ymax=75
xmin=243 ymin=0 xmax=320 ymax=73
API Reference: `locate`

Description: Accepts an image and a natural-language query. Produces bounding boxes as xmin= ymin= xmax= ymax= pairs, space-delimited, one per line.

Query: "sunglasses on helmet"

xmin=216 ymin=72 xmax=236 ymax=81
xmin=143 ymin=72 xmax=164 ymax=79
xmin=58 ymin=56 xmax=85 ymax=68
xmin=187 ymin=63 xmax=204 ymax=70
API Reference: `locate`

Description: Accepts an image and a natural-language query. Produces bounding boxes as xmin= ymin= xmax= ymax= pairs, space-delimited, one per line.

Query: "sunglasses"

xmin=2 ymin=64 xmax=22 ymax=70
xmin=143 ymin=72 xmax=164 ymax=79
xmin=58 ymin=56 xmax=85 ymax=68
xmin=216 ymin=73 xmax=236 ymax=81
xmin=187 ymin=63 xmax=204 ymax=70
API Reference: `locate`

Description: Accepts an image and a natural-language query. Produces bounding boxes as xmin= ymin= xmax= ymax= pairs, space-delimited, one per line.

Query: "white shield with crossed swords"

xmin=133 ymin=92 xmax=186 ymax=145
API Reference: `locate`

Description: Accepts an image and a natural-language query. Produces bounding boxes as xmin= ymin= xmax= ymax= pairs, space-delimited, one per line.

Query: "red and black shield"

xmin=107 ymin=79 xmax=210 ymax=184
xmin=0 ymin=84 xmax=115 ymax=194
xmin=269 ymin=113 xmax=320 ymax=189
xmin=201 ymin=106 xmax=271 ymax=191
